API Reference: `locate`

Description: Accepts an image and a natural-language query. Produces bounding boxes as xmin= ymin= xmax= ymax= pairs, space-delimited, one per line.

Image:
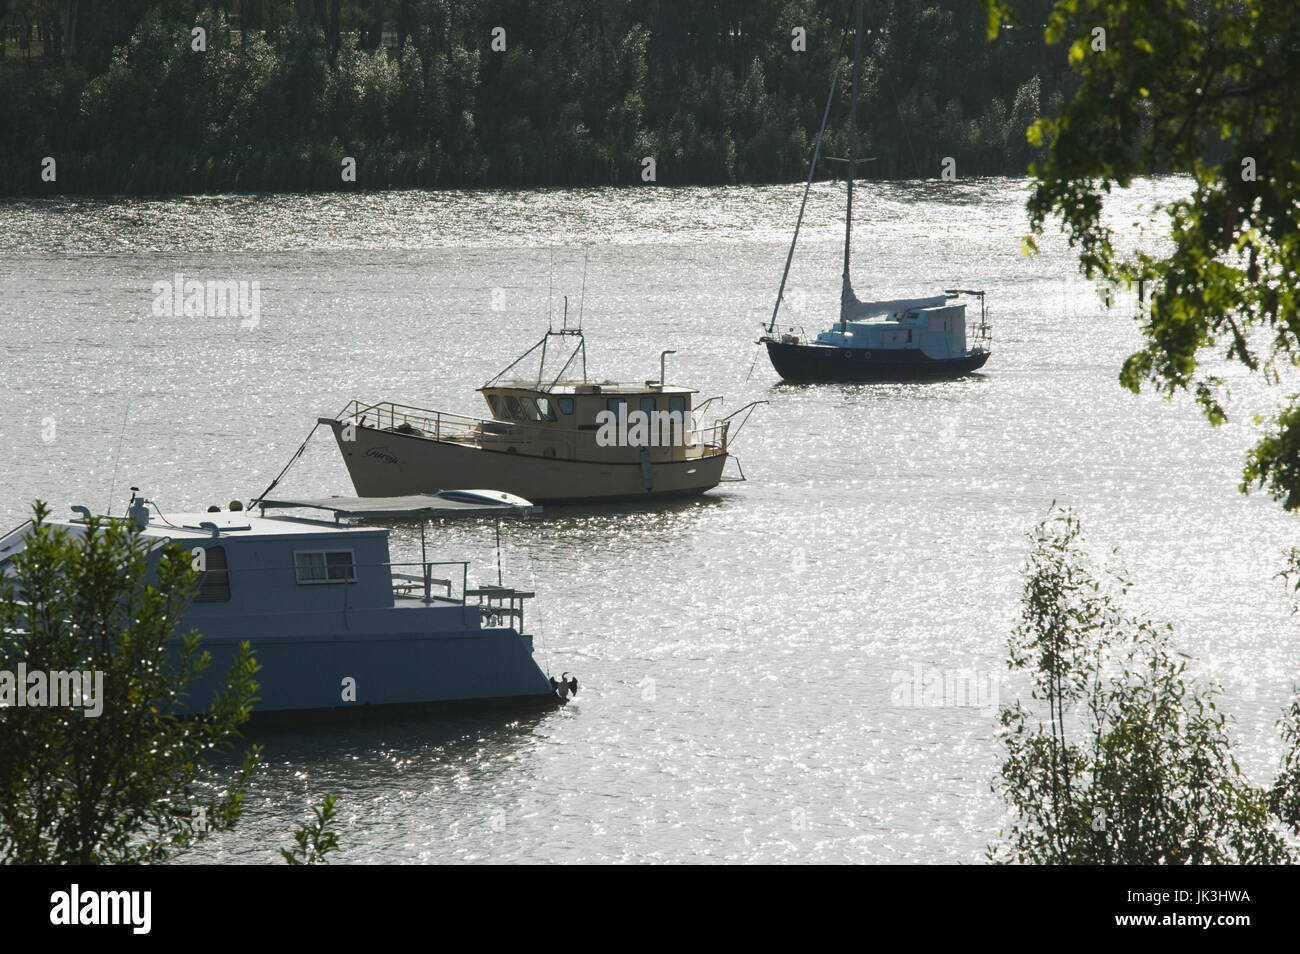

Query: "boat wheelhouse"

xmin=325 ymin=328 xmax=760 ymax=504
xmin=759 ymin=0 xmax=992 ymax=383
xmin=0 ymin=489 xmax=569 ymax=721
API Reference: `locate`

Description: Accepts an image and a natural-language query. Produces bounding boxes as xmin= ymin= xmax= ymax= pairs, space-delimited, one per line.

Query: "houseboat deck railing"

xmin=388 ymin=560 xmax=469 ymax=604
xmin=337 ymin=399 xmax=731 ymax=457
xmin=466 ymin=584 xmax=535 ymax=634
xmin=5 ymin=551 xmax=526 ymax=632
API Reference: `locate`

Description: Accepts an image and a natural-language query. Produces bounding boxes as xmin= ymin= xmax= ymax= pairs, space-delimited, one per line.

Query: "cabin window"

xmin=906 ymin=329 xmax=913 ymax=343
xmin=606 ymin=398 xmax=627 ymax=419
xmin=639 ymin=397 xmax=657 ymax=416
xmin=504 ymin=396 xmax=525 ymax=420
xmin=669 ymin=396 xmax=686 ymax=415
xmin=196 ymin=546 xmax=231 ymax=602
xmin=295 ymin=550 xmax=357 ymax=584
xmin=557 ymin=398 xmax=574 ymax=415
xmin=534 ymin=397 xmax=558 ymax=421
xmin=519 ymin=397 xmax=544 ymax=421
xmin=488 ymin=394 xmax=506 ymax=418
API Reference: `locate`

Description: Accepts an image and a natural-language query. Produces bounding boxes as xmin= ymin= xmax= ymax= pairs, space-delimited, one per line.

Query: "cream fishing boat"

xmin=318 ymin=327 xmax=761 ymax=505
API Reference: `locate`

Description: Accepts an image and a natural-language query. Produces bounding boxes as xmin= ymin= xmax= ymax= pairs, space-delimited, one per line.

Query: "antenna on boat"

xmin=577 ymin=249 xmax=589 ymax=330
xmin=495 ymin=515 xmax=503 ymax=586
xmin=106 ymin=407 xmax=129 ymax=517
xmin=841 ymin=0 xmax=864 ymax=334
xmin=546 ymin=249 xmax=555 ymax=331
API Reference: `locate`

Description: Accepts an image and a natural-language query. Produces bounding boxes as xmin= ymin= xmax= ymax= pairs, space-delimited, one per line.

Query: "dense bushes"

xmin=0 ymin=0 xmax=1068 ymax=194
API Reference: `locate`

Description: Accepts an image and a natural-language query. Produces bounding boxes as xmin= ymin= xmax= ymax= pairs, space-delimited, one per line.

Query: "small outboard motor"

xmin=127 ymin=487 xmax=150 ymax=531
xmin=550 ymin=672 xmax=578 ymax=701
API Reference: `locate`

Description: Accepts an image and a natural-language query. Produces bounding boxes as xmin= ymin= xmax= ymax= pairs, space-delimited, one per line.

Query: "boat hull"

xmin=326 ymin=419 xmax=728 ymax=504
xmin=182 ymin=621 xmax=559 ymax=722
xmin=764 ymin=340 xmax=989 ymax=382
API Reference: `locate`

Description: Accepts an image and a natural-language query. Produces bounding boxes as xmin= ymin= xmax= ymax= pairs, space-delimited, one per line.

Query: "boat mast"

xmin=841 ymin=0 xmax=864 ymax=333
xmin=766 ymin=62 xmax=841 ymax=335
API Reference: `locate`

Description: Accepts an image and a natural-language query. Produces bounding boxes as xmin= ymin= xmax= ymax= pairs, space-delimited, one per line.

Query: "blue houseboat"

xmin=0 ymin=489 xmax=573 ymax=722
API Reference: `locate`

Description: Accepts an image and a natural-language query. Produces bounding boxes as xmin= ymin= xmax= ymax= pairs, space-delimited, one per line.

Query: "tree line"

xmin=0 ymin=0 xmax=1068 ymax=194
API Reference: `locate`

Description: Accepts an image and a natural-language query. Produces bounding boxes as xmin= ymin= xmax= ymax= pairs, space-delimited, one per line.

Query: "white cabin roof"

xmin=482 ymin=380 xmax=696 ymax=396
xmin=53 ymin=512 xmax=373 ymax=541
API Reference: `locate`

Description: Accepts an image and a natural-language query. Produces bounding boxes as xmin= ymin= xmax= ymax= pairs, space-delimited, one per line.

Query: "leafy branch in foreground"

xmin=0 ymin=501 xmax=262 ymax=864
xmin=987 ymin=0 xmax=1300 ymax=510
xmin=282 ymin=794 xmax=342 ymax=865
xmin=989 ymin=506 xmax=1300 ymax=864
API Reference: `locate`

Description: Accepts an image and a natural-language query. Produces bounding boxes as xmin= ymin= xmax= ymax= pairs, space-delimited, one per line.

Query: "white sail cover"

xmin=841 ymin=283 xmax=947 ymax=322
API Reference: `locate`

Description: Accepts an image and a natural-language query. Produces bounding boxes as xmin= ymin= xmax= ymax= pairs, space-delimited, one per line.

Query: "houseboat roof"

xmin=53 ymin=511 xmax=376 ymax=541
xmin=258 ymin=492 xmax=536 ymax=519
xmin=9 ymin=490 xmax=533 ymax=551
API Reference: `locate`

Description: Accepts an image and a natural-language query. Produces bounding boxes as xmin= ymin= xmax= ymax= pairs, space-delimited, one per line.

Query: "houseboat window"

xmin=557 ymin=397 xmax=574 ymax=415
xmin=534 ymin=397 xmax=558 ymax=421
xmin=606 ymin=398 xmax=628 ymax=419
xmin=639 ymin=397 xmax=657 ymax=416
xmin=669 ymin=396 xmax=686 ymax=415
xmin=196 ymin=546 xmax=231 ymax=602
xmin=295 ymin=550 xmax=356 ymax=584
xmin=504 ymin=396 xmax=525 ymax=420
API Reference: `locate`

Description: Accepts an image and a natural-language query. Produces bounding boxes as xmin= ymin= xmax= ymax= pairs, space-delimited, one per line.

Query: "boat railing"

xmin=465 ymin=584 xmax=534 ymax=635
xmin=373 ymin=560 xmax=535 ymax=631
xmin=342 ymin=400 xmax=485 ymax=443
xmin=388 ymin=560 xmax=469 ymax=603
xmin=174 ymin=557 xmax=475 ymax=607
xmin=341 ymin=399 xmax=730 ymax=457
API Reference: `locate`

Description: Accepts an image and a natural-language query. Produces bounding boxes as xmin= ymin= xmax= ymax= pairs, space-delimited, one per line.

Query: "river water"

xmin=1 ymin=178 xmax=1295 ymax=863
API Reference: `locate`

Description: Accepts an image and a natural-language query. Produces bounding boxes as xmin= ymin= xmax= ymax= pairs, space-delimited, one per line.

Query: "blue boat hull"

xmin=182 ymin=625 xmax=560 ymax=723
xmin=765 ymin=340 xmax=989 ymax=382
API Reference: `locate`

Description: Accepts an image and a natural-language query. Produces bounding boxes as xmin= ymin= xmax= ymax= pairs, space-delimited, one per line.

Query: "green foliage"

xmin=997 ymin=0 xmax=1300 ymax=511
xmin=281 ymin=794 xmax=342 ymax=864
xmin=0 ymin=501 xmax=262 ymax=864
xmin=990 ymin=507 xmax=1298 ymax=864
xmin=0 ymin=0 xmax=1064 ymax=192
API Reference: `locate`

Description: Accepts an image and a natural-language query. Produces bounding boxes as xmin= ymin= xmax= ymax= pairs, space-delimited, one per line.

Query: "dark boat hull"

xmin=764 ymin=340 xmax=989 ymax=382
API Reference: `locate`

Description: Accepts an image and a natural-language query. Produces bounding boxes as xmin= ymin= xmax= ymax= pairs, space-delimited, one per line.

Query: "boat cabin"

xmin=471 ymin=378 xmax=719 ymax=464
xmin=814 ymin=299 xmax=969 ymax=359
